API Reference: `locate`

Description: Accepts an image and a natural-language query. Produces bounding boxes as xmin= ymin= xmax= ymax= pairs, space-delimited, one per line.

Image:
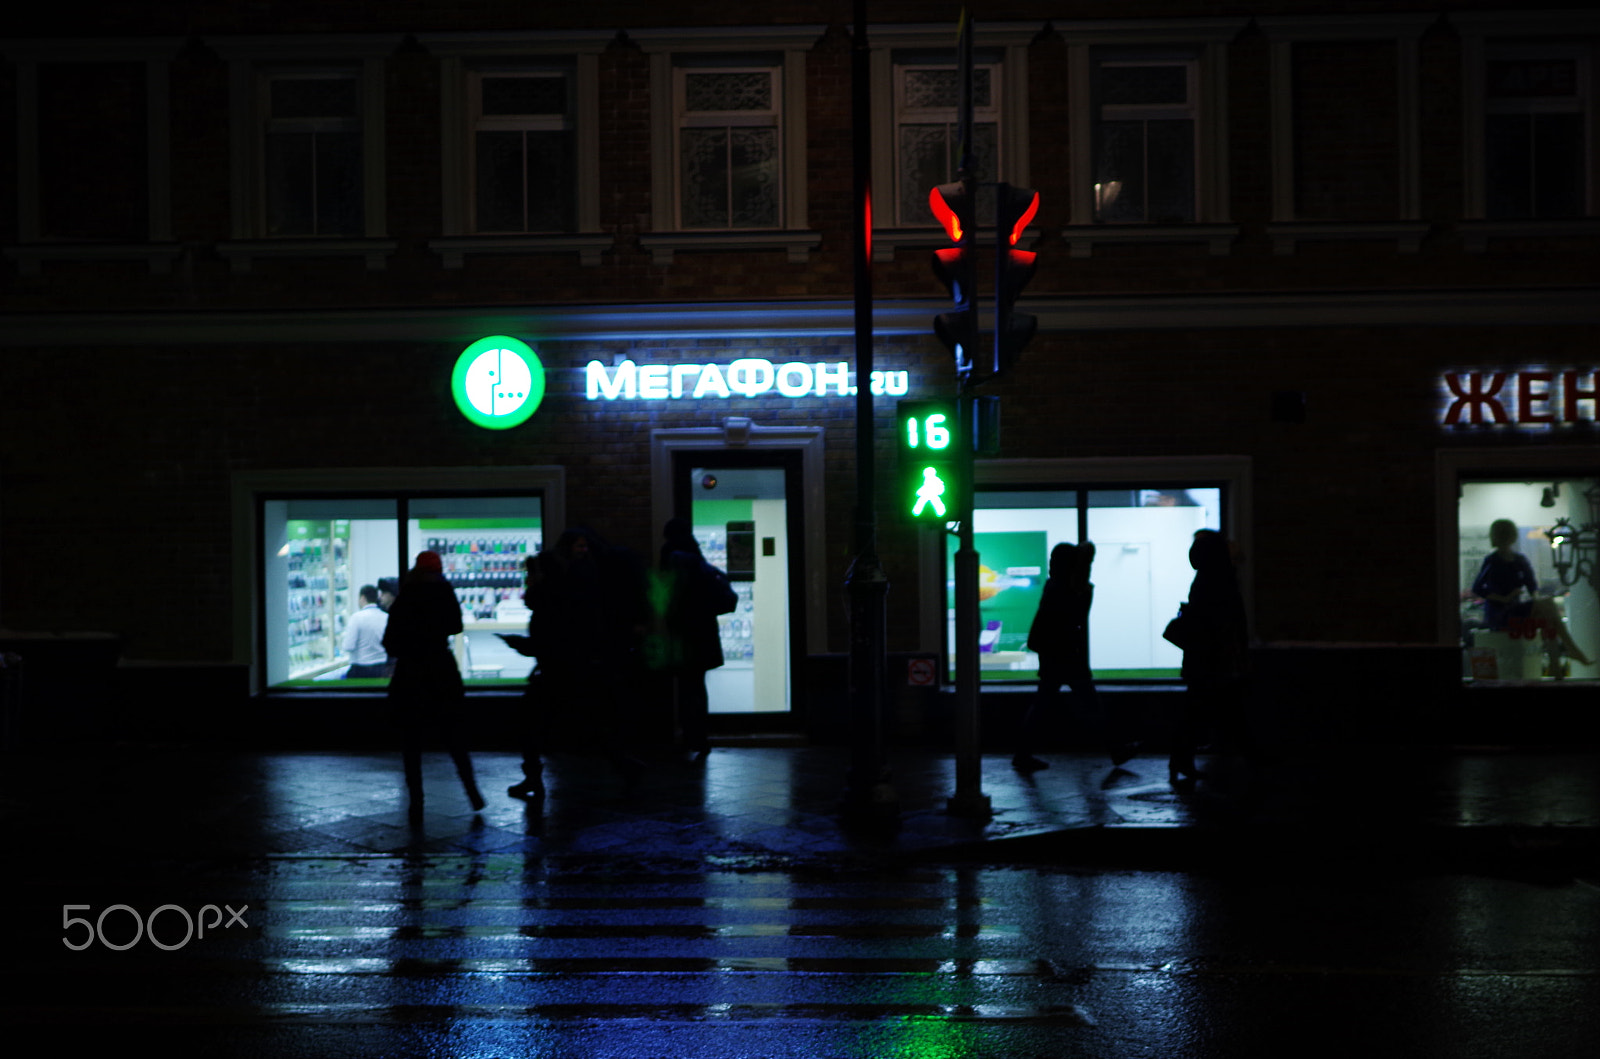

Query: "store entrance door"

xmin=674 ymin=453 xmax=802 ymax=721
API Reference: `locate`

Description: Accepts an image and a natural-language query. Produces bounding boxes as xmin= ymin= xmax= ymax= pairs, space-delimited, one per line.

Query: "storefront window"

xmin=951 ymin=486 xmax=1222 ymax=681
xmin=407 ymin=497 xmax=543 ymax=686
xmin=262 ymin=494 xmax=542 ymax=689
xmin=1458 ymin=478 xmax=1598 ymax=682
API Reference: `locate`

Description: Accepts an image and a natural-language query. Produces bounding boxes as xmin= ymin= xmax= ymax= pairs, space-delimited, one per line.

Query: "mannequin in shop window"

xmin=1472 ymin=519 xmax=1593 ymax=668
xmin=1015 ymin=541 xmax=1138 ymax=773
xmin=382 ymin=550 xmax=485 ymax=822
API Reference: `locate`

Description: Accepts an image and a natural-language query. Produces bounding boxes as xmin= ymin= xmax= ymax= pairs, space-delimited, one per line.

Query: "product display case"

xmin=415 ymin=523 xmax=541 ymax=681
xmin=284 ymin=520 xmax=351 ymax=679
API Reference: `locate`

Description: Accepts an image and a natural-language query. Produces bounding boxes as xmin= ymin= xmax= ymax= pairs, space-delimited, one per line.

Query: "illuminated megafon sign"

xmin=585 ymin=359 xmax=910 ymax=401
xmin=453 ymin=336 xmax=546 ymax=429
xmin=1439 ymin=368 xmax=1597 ymax=429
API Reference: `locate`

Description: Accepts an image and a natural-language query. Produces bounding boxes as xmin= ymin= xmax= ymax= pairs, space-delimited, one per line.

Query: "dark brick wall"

xmin=2 ymin=3 xmax=1597 ymax=671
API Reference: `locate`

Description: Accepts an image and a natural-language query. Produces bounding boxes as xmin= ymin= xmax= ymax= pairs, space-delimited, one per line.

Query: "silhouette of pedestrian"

xmin=501 ymin=550 xmax=555 ymax=799
xmin=506 ymin=527 xmax=648 ymax=795
xmin=382 ymin=550 xmax=485 ymax=822
xmin=1169 ymin=530 xmax=1249 ymax=788
xmin=1014 ymin=542 xmax=1135 ymax=772
xmin=653 ymin=518 xmax=737 ymax=762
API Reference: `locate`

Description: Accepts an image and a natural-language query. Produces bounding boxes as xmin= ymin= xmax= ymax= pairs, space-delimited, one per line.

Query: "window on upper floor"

xmin=1091 ymin=52 xmax=1198 ymax=225
xmin=261 ymin=70 xmax=365 ymax=237
xmin=893 ymin=58 xmax=1003 ymax=227
xmin=674 ymin=61 xmax=783 ymax=229
xmin=37 ymin=61 xmax=149 ymax=241
xmin=470 ymin=67 xmax=577 ymax=233
xmin=1483 ymin=47 xmax=1591 ymax=219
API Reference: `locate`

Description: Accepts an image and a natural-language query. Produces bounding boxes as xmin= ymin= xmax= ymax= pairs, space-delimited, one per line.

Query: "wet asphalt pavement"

xmin=2 ymin=741 xmax=1597 ymax=1056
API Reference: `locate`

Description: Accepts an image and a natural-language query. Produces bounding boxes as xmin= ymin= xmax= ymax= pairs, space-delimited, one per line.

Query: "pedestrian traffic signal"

xmin=929 ymin=181 xmax=979 ymax=384
xmin=994 ymin=183 xmax=1039 ymax=379
xmin=897 ymin=399 xmax=964 ymax=522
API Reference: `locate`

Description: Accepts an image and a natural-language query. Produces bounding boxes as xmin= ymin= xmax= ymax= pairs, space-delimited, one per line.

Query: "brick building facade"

xmin=2 ymin=2 xmax=1597 ymax=741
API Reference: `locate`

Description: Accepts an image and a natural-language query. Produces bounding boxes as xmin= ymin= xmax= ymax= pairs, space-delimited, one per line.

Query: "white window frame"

xmin=467 ymin=66 xmax=577 ymax=235
xmin=890 ymin=58 xmax=1004 ymax=227
xmin=1479 ymin=43 xmax=1593 ymax=220
xmin=422 ymin=32 xmax=611 ymax=267
xmin=214 ymin=35 xmax=397 ymax=272
xmin=634 ymin=27 xmax=821 ymax=266
xmin=1090 ymin=55 xmax=1201 ymax=225
xmin=867 ymin=23 xmax=1031 ymax=262
xmin=258 ymin=67 xmax=366 ymax=238
xmin=1057 ymin=19 xmax=1247 ymax=259
xmin=2 ymin=38 xmax=182 ymax=276
xmin=673 ymin=63 xmax=784 ymax=231
xmin=1457 ymin=11 xmax=1600 ymax=241
xmin=1252 ymin=14 xmax=1435 ymax=254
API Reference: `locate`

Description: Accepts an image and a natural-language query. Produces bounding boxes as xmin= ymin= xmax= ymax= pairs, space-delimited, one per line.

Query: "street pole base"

xmin=945 ymin=790 xmax=993 ymax=820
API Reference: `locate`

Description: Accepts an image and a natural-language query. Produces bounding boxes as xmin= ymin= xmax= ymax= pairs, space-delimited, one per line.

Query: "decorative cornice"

xmin=413 ymin=30 xmax=619 ymax=56
xmin=627 ymin=26 xmax=827 ymax=53
xmin=4 ymin=289 xmax=1598 ymax=347
xmin=429 ymin=234 xmax=614 ymax=268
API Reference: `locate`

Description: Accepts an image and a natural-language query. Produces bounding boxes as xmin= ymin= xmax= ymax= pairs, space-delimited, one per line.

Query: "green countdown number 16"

xmin=906 ymin=413 xmax=950 ymax=450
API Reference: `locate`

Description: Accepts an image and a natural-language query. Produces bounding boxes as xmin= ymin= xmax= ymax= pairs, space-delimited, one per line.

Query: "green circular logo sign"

xmin=451 ymin=336 xmax=545 ymax=430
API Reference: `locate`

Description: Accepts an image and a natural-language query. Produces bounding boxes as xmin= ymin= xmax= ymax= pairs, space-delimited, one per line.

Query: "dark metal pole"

xmin=844 ymin=0 xmax=895 ymax=824
xmin=946 ymin=11 xmax=990 ymax=819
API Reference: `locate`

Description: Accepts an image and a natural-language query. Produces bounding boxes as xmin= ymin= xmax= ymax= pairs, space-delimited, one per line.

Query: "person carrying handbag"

xmin=1169 ymin=530 xmax=1250 ymax=787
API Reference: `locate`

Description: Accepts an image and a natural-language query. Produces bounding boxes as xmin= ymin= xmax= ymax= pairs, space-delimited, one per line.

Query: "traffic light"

xmin=994 ymin=183 xmax=1039 ymax=379
xmin=897 ymin=399 xmax=963 ymax=522
xmin=929 ymin=181 xmax=979 ymax=384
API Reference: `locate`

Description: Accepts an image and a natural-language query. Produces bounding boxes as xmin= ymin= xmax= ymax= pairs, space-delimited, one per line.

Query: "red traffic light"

xmin=998 ymin=186 xmax=1039 ymax=247
xmin=929 ymin=181 xmax=973 ymax=243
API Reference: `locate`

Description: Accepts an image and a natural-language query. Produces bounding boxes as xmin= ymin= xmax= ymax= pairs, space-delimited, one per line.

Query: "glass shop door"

xmin=676 ymin=456 xmax=801 ymax=718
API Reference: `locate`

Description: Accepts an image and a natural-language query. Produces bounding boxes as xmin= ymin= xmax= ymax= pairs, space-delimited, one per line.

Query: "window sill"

xmin=429 ymin=234 xmax=614 ymax=268
xmin=1061 ymin=224 xmax=1239 ymax=258
xmin=869 ymin=228 xmax=948 ymax=264
xmin=3 ymin=242 xmax=184 ymax=276
xmin=217 ymin=239 xmax=398 ymax=273
xmin=1267 ymin=221 xmax=1430 ymax=255
xmin=637 ymin=230 xmax=821 ymax=266
xmin=1457 ymin=219 xmax=1600 ymax=253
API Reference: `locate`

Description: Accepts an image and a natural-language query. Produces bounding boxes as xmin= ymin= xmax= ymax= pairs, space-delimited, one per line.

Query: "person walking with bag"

xmin=1014 ymin=542 xmax=1135 ymax=772
xmin=383 ymin=550 xmax=485 ymax=822
xmin=1168 ymin=530 xmax=1250 ymax=788
xmin=654 ymin=518 xmax=737 ymax=762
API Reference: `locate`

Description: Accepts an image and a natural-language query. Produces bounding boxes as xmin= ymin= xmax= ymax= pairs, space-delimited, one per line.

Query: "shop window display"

xmin=950 ymin=487 xmax=1222 ymax=682
xmin=262 ymin=495 xmax=542 ymax=689
xmin=1458 ymin=478 xmax=1599 ymax=681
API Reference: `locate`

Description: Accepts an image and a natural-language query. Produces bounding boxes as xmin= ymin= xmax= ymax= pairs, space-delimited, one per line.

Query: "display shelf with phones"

xmin=284 ymin=520 xmax=351 ymax=679
xmin=415 ymin=521 xmax=541 ymax=682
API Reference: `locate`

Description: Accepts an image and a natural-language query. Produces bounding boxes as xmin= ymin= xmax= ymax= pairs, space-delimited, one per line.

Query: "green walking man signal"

xmin=898 ymin=399 xmax=963 ymax=522
xmin=912 ymin=466 xmax=949 ymax=517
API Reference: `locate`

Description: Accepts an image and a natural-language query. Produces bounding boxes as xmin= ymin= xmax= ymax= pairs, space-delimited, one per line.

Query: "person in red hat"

xmin=382 ymin=550 xmax=485 ymax=821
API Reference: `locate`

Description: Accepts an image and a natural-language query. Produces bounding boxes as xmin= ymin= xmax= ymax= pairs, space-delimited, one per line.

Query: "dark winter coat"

xmin=382 ymin=573 xmax=464 ymax=704
xmin=654 ymin=547 xmax=732 ymax=675
xmin=1027 ymin=579 xmax=1093 ymax=666
xmin=1179 ymin=537 xmax=1248 ymax=688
